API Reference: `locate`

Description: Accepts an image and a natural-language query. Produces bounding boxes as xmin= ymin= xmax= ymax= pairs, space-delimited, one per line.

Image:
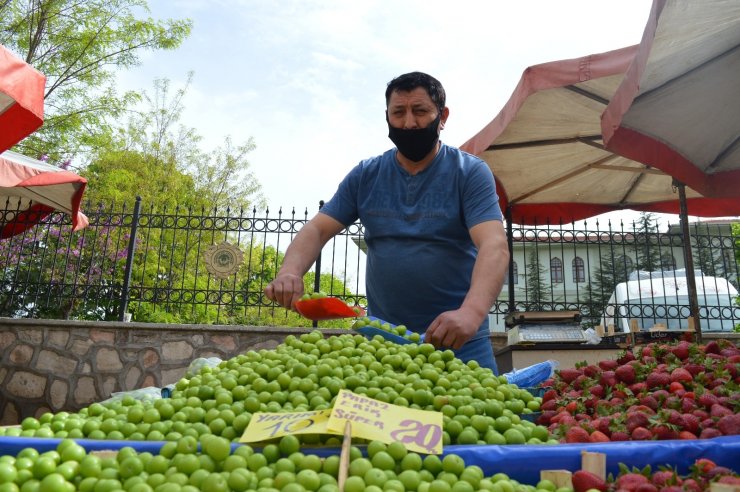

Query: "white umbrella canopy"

xmin=460 ymin=45 xmax=740 ymax=226
xmin=602 ymin=0 xmax=740 ymax=198
xmin=0 ymin=151 xmax=88 ymax=239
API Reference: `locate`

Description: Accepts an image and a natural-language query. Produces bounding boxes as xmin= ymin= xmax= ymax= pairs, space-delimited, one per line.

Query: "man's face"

xmin=387 ymin=87 xmax=445 ymax=129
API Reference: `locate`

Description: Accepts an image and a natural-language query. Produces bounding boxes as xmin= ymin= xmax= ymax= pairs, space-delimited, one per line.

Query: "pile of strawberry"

xmin=572 ymin=458 xmax=740 ymax=492
xmin=537 ymin=339 xmax=740 ymax=442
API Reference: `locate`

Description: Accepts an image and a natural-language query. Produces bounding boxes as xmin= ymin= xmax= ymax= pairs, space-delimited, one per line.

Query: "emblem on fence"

xmin=204 ymin=242 xmax=243 ymax=279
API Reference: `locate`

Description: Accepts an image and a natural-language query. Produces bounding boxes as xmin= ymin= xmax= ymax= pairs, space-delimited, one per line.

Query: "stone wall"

xmin=0 ymin=318 xmax=510 ymax=425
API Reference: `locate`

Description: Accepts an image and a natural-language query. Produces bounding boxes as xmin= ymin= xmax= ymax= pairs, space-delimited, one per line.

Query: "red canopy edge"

xmin=0 ymin=203 xmax=53 ymax=239
xmin=0 ymin=44 xmax=45 ymax=152
xmin=506 ymin=196 xmax=740 ymax=226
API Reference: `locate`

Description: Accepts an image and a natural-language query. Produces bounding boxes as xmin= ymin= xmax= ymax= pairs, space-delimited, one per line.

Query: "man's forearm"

xmin=461 ymin=222 xmax=510 ymax=324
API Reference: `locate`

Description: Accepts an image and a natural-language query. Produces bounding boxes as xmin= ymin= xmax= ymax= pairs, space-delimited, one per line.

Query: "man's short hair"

xmin=385 ymin=72 xmax=446 ymax=112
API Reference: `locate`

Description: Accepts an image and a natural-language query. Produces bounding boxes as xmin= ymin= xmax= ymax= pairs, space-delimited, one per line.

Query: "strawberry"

xmin=651 ymin=424 xmax=679 ymax=440
xmin=599 ymin=370 xmax=617 ymax=387
xmin=681 ymin=479 xmax=702 ymax=492
xmin=665 ymin=410 xmax=685 ymax=428
xmin=645 ymin=371 xmax=670 ymax=389
xmin=670 ymin=342 xmax=691 ymax=360
xmin=681 ymin=413 xmax=700 ymax=434
xmin=598 ymin=359 xmax=618 ymax=371
xmin=615 ymin=364 xmax=636 ymax=384
xmin=710 ymin=403 xmax=733 ymax=418
xmin=693 ymin=458 xmax=716 ymax=474
xmin=681 ymin=397 xmax=697 ymax=413
xmin=583 ymin=364 xmax=601 ymax=377
xmin=573 ymin=374 xmax=590 ymax=390
xmin=639 ymin=395 xmax=659 ymax=411
xmin=564 ymin=426 xmax=591 ymax=443
xmin=542 ymin=388 xmax=558 ymax=402
xmin=616 ymin=472 xmax=650 ymax=491
xmin=699 ymin=427 xmax=722 ymax=439
xmin=588 ymin=384 xmax=605 ymax=399
xmin=629 ymin=382 xmax=647 ymax=395
xmin=651 ymin=470 xmax=679 ymax=487
xmin=618 ymin=350 xmax=636 ymax=364
xmin=589 ymin=430 xmax=610 ymax=442
xmin=558 ymin=368 xmax=583 ymax=383
xmin=610 ymin=431 xmax=630 ymax=441
xmin=717 ymin=414 xmax=740 ymax=435
xmin=678 ymin=430 xmax=698 ymax=439
xmin=703 ymin=341 xmax=721 ymax=354
xmin=572 ymin=470 xmax=608 ymax=492
xmin=625 ymin=412 xmax=650 ymax=432
xmin=631 ymin=426 xmax=652 ymax=440
xmin=634 ymin=483 xmax=658 ymax=492
xmin=541 ymin=399 xmax=558 ymax=412
xmin=684 ymin=363 xmax=705 ymax=377
xmin=707 ymin=466 xmax=736 ymax=479
xmin=697 ymin=392 xmax=719 ymax=408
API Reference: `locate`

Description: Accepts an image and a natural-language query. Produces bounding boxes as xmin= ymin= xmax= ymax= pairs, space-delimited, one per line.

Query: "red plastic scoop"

xmin=295 ymin=297 xmax=366 ymax=321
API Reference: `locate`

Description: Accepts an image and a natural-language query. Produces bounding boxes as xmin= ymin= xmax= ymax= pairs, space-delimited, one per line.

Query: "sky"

xmin=117 ymin=0 xmax=662 ymax=223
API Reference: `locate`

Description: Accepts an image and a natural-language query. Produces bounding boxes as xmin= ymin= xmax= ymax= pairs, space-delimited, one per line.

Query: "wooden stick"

xmin=337 ymin=421 xmax=352 ymax=491
xmin=629 ymin=319 xmax=639 ymax=333
xmin=607 ymin=324 xmax=615 ymax=336
xmin=540 ymin=470 xmax=573 ymax=489
xmin=581 ymin=451 xmax=606 ymax=480
xmin=595 ymin=325 xmax=605 ymax=337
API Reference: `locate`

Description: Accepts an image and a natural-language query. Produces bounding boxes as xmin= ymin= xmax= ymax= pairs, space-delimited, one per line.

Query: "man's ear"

xmin=440 ymin=107 xmax=450 ymax=129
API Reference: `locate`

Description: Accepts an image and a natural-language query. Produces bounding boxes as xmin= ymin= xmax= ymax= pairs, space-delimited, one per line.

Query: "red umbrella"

xmin=460 ymin=45 xmax=739 ymax=339
xmin=0 ymin=44 xmax=45 ymax=153
xmin=602 ymin=0 xmax=740 ymax=198
xmin=460 ymin=46 xmax=740 ymax=225
xmin=0 ymin=151 xmax=88 ymax=239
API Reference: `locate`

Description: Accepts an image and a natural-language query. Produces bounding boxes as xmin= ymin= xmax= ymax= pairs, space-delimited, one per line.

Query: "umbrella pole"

xmin=506 ymin=205 xmax=515 ymax=312
xmin=674 ymin=180 xmax=702 ymax=343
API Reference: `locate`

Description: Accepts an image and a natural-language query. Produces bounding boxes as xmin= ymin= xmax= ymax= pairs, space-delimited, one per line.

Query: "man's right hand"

xmin=264 ymin=273 xmax=305 ymax=310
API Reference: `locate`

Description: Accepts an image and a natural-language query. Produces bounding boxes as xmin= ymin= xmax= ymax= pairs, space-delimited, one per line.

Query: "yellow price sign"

xmin=327 ymin=390 xmax=443 ymax=454
xmin=239 ymin=409 xmax=336 ymax=443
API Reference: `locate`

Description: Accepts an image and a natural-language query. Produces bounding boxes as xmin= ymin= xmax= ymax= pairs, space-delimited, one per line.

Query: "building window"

xmin=503 ymin=261 xmax=518 ymax=284
xmin=551 ymin=257 xmax=563 ymax=283
xmin=572 ymin=257 xmax=585 ymax=283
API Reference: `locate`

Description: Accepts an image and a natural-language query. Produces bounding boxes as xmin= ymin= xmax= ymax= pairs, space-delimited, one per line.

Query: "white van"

xmin=601 ymin=269 xmax=739 ymax=332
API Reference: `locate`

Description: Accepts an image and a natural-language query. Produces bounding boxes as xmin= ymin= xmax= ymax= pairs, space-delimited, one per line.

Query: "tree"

xmin=84 ymin=76 xmax=265 ymax=211
xmin=524 ymin=248 xmax=549 ymax=310
xmin=633 ymin=212 xmax=662 ymax=271
xmin=584 ymin=251 xmax=632 ymax=323
xmin=0 ymin=0 xmax=192 ymax=160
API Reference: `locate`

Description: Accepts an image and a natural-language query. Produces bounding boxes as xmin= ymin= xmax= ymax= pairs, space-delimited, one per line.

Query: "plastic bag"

xmin=503 ymin=360 xmax=559 ymax=388
xmin=101 ymin=386 xmax=163 ymax=404
xmin=185 ymin=357 xmax=222 ymax=378
xmin=583 ymin=327 xmax=602 ymax=345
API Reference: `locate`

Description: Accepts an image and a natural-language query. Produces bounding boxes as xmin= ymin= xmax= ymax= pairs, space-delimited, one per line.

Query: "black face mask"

xmin=386 ymin=113 xmax=441 ymax=162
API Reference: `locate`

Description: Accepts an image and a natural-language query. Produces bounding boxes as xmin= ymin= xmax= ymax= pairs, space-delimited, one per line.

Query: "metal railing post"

xmin=118 ymin=196 xmax=142 ymax=321
xmin=312 ymin=200 xmax=324 ymax=328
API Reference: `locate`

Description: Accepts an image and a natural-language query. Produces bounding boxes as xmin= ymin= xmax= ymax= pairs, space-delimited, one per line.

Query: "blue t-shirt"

xmin=321 ymin=143 xmax=503 ymax=334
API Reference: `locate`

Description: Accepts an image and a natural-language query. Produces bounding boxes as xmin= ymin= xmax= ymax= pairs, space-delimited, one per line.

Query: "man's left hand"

xmin=424 ymin=308 xmax=481 ymax=350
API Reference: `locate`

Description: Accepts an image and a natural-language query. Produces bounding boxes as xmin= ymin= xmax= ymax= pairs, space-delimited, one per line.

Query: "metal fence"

xmin=1 ymin=199 xmax=738 ymax=331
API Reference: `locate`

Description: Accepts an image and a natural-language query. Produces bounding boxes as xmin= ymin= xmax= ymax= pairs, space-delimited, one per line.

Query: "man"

xmin=264 ymin=71 xmax=509 ymax=373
